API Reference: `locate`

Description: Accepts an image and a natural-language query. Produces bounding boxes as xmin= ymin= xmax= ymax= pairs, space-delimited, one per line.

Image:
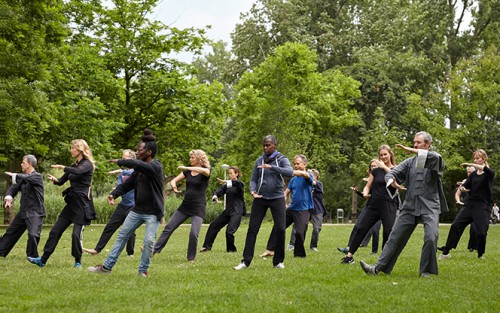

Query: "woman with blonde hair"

xmin=440 ymin=149 xmax=495 ymax=259
xmin=341 ymin=145 xmax=400 ymax=264
xmin=154 ymin=149 xmax=211 ymax=262
xmin=28 ymin=139 xmax=96 ymax=268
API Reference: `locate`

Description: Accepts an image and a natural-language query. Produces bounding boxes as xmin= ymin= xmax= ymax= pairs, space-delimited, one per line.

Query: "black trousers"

xmin=0 ymin=214 xmax=43 ymax=258
xmin=267 ymin=209 xmax=310 ymax=257
xmin=444 ymin=202 xmax=490 ymax=257
xmin=94 ymin=203 xmax=135 ymax=255
xmin=41 ymin=215 xmax=84 ymax=264
xmin=349 ymin=199 xmax=398 ymax=255
xmin=202 ymin=210 xmax=242 ymax=252
xmin=242 ymin=197 xmax=286 ymax=266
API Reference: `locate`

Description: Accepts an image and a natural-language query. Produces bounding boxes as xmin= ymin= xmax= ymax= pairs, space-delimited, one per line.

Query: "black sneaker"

xmin=341 ymin=256 xmax=354 ymax=264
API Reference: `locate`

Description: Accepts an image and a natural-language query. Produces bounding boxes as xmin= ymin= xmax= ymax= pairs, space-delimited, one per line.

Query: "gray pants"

xmin=154 ymin=210 xmax=203 ymax=261
xmin=376 ymin=210 xmax=439 ymax=275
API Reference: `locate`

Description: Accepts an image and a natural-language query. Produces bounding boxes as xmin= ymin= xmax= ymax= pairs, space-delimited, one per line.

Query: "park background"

xmin=1 ymin=1 xmax=499 ymax=222
xmin=1 ymin=1 xmax=500 ymax=312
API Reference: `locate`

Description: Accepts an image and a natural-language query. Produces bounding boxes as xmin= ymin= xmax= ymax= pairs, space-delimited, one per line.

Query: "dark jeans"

xmin=202 ymin=210 xmax=242 ymax=252
xmin=0 ymin=214 xmax=43 ymax=258
xmin=242 ymin=197 xmax=286 ymax=266
xmin=94 ymin=203 xmax=135 ymax=255
xmin=42 ymin=215 xmax=84 ymax=264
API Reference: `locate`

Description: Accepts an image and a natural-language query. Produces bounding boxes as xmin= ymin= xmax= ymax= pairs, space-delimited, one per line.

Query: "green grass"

xmin=0 ymin=222 xmax=499 ymax=312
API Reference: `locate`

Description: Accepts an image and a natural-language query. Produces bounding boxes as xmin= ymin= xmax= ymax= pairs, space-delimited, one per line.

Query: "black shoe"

xmin=340 ymin=256 xmax=354 ymax=264
xmin=360 ymin=260 xmax=377 ymax=275
xmin=437 ymin=246 xmax=445 ymax=251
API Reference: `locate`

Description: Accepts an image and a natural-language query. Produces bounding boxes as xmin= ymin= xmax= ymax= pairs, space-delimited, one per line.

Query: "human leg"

xmin=420 ymin=213 xmax=439 ymax=275
xmin=25 ymin=216 xmax=43 ymax=258
xmin=94 ymin=204 xmax=129 ymax=252
xmin=292 ymin=210 xmax=310 ymax=258
xmin=241 ymin=198 xmax=268 ymax=266
xmin=442 ymin=208 xmax=472 ymax=254
xmin=138 ymin=214 xmax=160 ymax=274
xmin=187 ymin=216 xmax=203 ymax=261
xmin=71 ymin=224 xmax=85 ymax=263
xmin=0 ymin=215 xmax=27 ymax=257
xmin=202 ymin=211 xmax=230 ymax=250
xmin=225 ymin=214 xmax=242 ymax=252
xmin=153 ymin=210 xmax=189 ymax=254
xmin=103 ymin=211 xmax=144 ymax=270
xmin=309 ymin=213 xmax=323 ymax=249
xmin=470 ymin=203 xmax=491 ymax=258
xmin=41 ymin=215 xmax=73 ymax=264
xmin=375 ymin=212 xmax=418 ymax=274
xmin=269 ymin=198 xmax=287 ymax=266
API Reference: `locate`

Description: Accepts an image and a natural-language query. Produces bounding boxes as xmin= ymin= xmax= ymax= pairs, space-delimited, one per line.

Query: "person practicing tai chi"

xmin=87 ymin=129 xmax=164 ymax=277
xmin=83 ymin=149 xmax=137 ymax=257
xmin=1 ymin=155 xmax=45 ymax=258
xmin=260 ymin=154 xmax=313 ymax=259
xmin=200 ymin=166 xmax=246 ymax=253
xmin=288 ymin=169 xmax=327 ymax=252
xmin=234 ymin=135 xmax=293 ymax=270
xmin=153 ymin=149 xmax=211 ymax=262
xmin=28 ymin=139 xmax=96 ymax=269
xmin=439 ymin=149 xmax=495 ymax=260
xmin=340 ymin=145 xmax=399 ymax=264
xmin=360 ymin=131 xmax=448 ymax=277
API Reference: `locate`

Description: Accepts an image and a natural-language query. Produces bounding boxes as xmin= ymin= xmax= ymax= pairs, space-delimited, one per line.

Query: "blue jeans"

xmin=103 ymin=211 xmax=159 ymax=273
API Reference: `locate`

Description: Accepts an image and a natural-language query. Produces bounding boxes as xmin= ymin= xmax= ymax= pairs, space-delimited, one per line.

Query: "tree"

xmin=227 ymin=42 xmax=361 ymax=194
xmin=65 ymin=0 xmax=229 ymax=174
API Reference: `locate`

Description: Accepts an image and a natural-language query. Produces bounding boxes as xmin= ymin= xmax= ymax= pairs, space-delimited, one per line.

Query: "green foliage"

xmin=228 ymin=43 xmax=361 ymax=177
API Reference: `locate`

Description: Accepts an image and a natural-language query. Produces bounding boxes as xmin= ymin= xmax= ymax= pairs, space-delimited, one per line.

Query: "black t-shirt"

xmin=178 ymin=170 xmax=210 ymax=218
xmin=463 ymin=166 xmax=495 ymax=206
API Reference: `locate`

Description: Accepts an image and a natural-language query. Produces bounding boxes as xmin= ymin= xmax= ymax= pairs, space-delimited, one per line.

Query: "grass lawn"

xmin=0 ymin=222 xmax=498 ymax=312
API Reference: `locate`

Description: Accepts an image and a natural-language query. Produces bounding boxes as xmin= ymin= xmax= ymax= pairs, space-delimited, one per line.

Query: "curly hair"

xmin=189 ymin=149 xmax=210 ymax=168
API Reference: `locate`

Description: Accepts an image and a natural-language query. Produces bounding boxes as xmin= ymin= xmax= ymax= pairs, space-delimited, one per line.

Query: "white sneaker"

xmin=439 ymin=253 xmax=451 ymax=260
xmin=274 ymin=262 xmax=285 ymax=269
xmin=311 ymin=247 xmax=318 ymax=252
xmin=287 ymin=245 xmax=294 ymax=251
xmin=234 ymin=262 xmax=248 ymax=270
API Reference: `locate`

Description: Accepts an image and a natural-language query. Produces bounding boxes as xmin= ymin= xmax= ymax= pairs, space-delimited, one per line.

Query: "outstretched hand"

xmin=51 ymin=164 xmax=65 ymax=170
xmin=47 ymin=174 xmax=58 ymax=183
xmin=4 ymin=172 xmax=13 ymax=177
xmin=216 ymin=178 xmax=227 ymax=185
xmin=107 ymin=195 xmax=116 ymax=205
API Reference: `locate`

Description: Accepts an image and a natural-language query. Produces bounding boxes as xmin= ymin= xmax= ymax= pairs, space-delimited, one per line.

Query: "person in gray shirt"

xmin=360 ymin=131 xmax=448 ymax=277
xmin=234 ymin=135 xmax=293 ymax=270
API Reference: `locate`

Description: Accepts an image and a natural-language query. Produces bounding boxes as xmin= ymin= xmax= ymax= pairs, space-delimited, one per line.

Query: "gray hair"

xmin=262 ymin=135 xmax=277 ymax=145
xmin=415 ymin=131 xmax=432 ymax=143
xmin=23 ymin=155 xmax=37 ymax=167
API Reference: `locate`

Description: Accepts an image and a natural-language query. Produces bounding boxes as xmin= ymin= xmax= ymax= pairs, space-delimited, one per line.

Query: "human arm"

xmin=108 ymin=169 xmax=122 ymax=175
xmin=177 ymin=166 xmax=210 ymax=177
xmin=396 ymin=144 xmax=418 ymax=154
xmin=455 ymin=188 xmax=464 ymax=205
xmin=361 ymin=173 xmax=374 ymax=198
xmin=460 ymin=162 xmax=485 ymax=172
xmin=170 ymin=172 xmax=186 ymax=193
xmin=284 ymin=188 xmax=291 ymax=207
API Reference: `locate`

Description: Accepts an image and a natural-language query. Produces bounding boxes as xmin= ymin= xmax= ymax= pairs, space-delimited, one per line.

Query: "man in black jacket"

xmin=1 ymin=155 xmax=45 ymax=258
